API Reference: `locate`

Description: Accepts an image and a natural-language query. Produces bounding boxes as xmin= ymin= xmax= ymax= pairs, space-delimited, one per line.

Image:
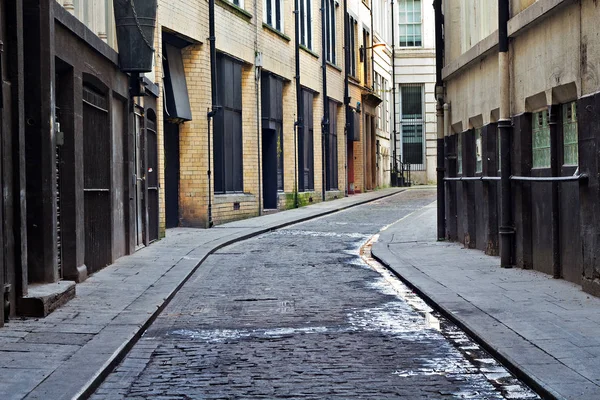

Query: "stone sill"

xmin=300 ymin=45 xmax=319 ymax=59
xmin=216 ymin=0 xmax=253 ymax=21
xmin=214 ymin=193 xmax=256 ymax=204
xmin=508 ymin=0 xmax=575 ymax=38
xmin=262 ymin=23 xmax=290 ymax=42
xmin=327 ymin=62 xmax=342 ymax=72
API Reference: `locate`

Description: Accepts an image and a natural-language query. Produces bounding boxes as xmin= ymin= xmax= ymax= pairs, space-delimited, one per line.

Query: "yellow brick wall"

xmin=154 ymin=0 xmax=351 ymax=231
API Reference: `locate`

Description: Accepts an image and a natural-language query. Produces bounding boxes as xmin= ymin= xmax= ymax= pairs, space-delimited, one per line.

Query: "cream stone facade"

xmin=393 ymin=0 xmax=437 ymax=184
xmin=439 ymin=0 xmax=600 ymax=296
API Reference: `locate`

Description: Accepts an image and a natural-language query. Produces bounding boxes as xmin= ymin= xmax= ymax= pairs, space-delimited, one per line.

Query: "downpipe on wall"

xmin=434 ymin=0 xmax=445 ymax=240
xmin=321 ymin=0 xmax=329 ymax=202
xmin=390 ymin=0 xmax=397 ymax=187
xmin=498 ymin=0 xmax=513 ymax=267
xmin=207 ymin=0 xmax=218 ymax=228
xmin=294 ymin=0 xmax=302 ymax=208
xmin=254 ymin=0 xmax=262 ymax=216
xmin=344 ymin=0 xmax=349 ymax=197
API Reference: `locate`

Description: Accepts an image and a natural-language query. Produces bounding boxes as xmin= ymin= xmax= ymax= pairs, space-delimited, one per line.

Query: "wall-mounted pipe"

xmin=391 ymin=0 xmax=397 ymax=186
xmin=207 ymin=0 xmax=218 ymax=228
xmin=498 ymin=0 xmax=513 ymax=267
xmin=294 ymin=0 xmax=302 ymax=207
xmin=321 ymin=0 xmax=329 ymax=202
xmin=434 ymin=0 xmax=445 ymax=240
xmin=343 ymin=0 xmax=349 ymax=197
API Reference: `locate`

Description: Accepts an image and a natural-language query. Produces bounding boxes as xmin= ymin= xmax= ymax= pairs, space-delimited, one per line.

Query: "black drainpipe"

xmin=434 ymin=0 xmax=445 ymax=240
xmin=498 ymin=0 xmax=513 ymax=267
xmin=344 ymin=0 xmax=349 ymax=197
xmin=294 ymin=0 xmax=302 ymax=208
xmin=207 ymin=0 xmax=219 ymax=228
xmin=321 ymin=0 xmax=329 ymax=202
xmin=391 ymin=0 xmax=397 ymax=186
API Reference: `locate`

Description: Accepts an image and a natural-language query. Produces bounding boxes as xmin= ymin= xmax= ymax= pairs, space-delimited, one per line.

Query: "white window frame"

xmin=398 ymin=83 xmax=425 ymax=168
xmin=264 ymin=0 xmax=284 ymax=32
xmin=398 ymin=0 xmax=422 ymax=48
xmin=300 ymin=0 xmax=313 ymax=49
xmin=324 ymin=0 xmax=337 ymax=63
xmin=231 ymin=0 xmax=245 ymax=8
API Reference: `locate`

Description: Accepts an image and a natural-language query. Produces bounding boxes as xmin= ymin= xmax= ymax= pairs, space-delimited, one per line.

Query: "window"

xmin=363 ymin=29 xmax=369 ymax=85
xmin=457 ymin=132 xmax=463 ymax=175
xmin=374 ymin=73 xmax=382 ymax=130
xmin=383 ymin=79 xmax=388 ymax=132
xmin=325 ymin=0 xmax=336 ymax=63
xmin=231 ymin=0 xmax=244 ymax=7
xmin=300 ymin=0 xmax=312 ymax=49
xmin=398 ymin=0 xmax=422 ymax=47
xmin=299 ymin=90 xmax=314 ymax=191
xmin=563 ymin=102 xmax=578 ymax=166
xmin=214 ymin=54 xmax=244 ymax=193
xmin=532 ymin=109 xmax=550 ymax=169
xmin=475 ymin=127 xmax=482 ymax=173
xmin=264 ymin=0 xmax=283 ymax=31
xmin=374 ymin=0 xmax=391 ymax=43
xmin=327 ymin=101 xmax=339 ymax=190
xmin=400 ymin=84 xmax=424 ymax=167
xmin=347 ymin=14 xmax=357 ymax=77
xmin=498 ymin=130 xmax=501 ymax=171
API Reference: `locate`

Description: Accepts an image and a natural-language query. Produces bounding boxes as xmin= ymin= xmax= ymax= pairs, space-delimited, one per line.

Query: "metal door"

xmin=262 ymin=128 xmax=278 ymax=209
xmin=146 ymin=110 xmax=159 ymax=242
xmin=134 ymin=110 xmax=144 ymax=248
xmin=164 ymin=120 xmax=180 ymax=229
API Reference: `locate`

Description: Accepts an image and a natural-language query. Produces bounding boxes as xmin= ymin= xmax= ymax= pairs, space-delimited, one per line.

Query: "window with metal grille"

xmin=214 ymin=54 xmax=244 ymax=193
xmin=399 ymin=84 xmax=424 ymax=168
xmin=325 ymin=0 xmax=336 ymax=63
xmin=532 ymin=109 xmax=550 ymax=169
xmin=562 ymin=102 xmax=578 ymax=166
xmin=264 ymin=0 xmax=283 ymax=31
xmin=347 ymin=14 xmax=357 ymax=77
xmin=300 ymin=0 xmax=312 ymax=49
xmin=475 ymin=127 xmax=482 ymax=173
xmin=327 ymin=101 xmax=339 ymax=190
xmin=398 ymin=0 xmax=422 ymax=47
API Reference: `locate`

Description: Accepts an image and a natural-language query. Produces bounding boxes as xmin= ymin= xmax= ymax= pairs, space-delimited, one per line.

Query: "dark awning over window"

xmin=163 ymin=43 xmax=192 ymax=122
xmin=347 ymin=106 xmax=361 ymax=141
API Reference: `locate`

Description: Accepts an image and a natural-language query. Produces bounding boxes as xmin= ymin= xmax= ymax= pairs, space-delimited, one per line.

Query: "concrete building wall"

xmin=440 ymin=0 xmax=600 ymax=295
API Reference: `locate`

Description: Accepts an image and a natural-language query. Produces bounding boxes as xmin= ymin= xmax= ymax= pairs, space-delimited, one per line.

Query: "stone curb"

xmin=71 ymin=188 xmax=407 ymax=399
xmin=371 ymin=225 xmax=563 ymax=400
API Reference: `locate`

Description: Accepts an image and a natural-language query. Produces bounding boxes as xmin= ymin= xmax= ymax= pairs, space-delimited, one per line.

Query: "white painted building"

xmin=393 ymin=0 xmax=436 ymax=184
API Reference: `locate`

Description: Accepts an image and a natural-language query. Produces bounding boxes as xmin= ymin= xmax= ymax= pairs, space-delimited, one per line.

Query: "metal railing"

xmin=394 ymin=156 xmax=412 ymax=187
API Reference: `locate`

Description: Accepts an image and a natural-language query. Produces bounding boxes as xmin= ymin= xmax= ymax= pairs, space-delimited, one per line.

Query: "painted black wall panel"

xmin=512 ymin=114 xmax=533 ymax=269
xmin=463 ymin=129 xmax=476 ymax=248
xmin=445 ymin=135 xmax=457 ymax=240
xmin=560 ymin=179 xmax=582 ymax=284
xmin=483 ymin=123 xmax=499 ymax=255
xmin=474 ymin=181 xmax=486 ymax=252
xmin=531 ymin=179 xmax=553 ymax=276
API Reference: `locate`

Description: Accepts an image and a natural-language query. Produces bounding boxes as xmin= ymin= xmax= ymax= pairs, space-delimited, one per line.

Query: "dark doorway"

xmin=262 ymin=128 xmax=278 ymax=209
xmin=146 ymin=110 xmax=159 ymax=242
xmin=164 ymin=120 xmax=180 ymax=229
xmin=261 ymin=72 xmax=284 ymax=208
xmin=83 ymin=84 xmax=112 ymax=273
xmin=134 ymin=108 xmax=145 ymax=248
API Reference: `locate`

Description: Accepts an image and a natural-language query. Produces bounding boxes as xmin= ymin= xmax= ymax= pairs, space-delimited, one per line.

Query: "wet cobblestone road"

xmin=92 ymin=189 xmax=539 ymax=399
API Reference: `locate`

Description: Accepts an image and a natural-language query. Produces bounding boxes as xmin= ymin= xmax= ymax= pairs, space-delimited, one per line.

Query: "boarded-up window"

xmin=562 ymin=102 xmax=578 ymax=166
xmin=327 ymin=101 xmax=339 ymax=190
xmin=299 ymin=90 xmax=314 ymax=191
xmin=532 ymin=109 xmax=550 ymax=169
xmin=214 ymin=54 xmax=243 ymax=193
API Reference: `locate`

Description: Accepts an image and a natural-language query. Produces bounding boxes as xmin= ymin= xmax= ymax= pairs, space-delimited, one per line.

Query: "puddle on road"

xmin=359 ymin=234 xmax=539 ymax=400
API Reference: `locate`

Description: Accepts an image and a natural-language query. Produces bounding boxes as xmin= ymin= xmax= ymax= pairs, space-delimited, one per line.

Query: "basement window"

xmin=532 ymin=109 xmax=550 ymax=169
xmin=475 ymin=127 xmax=482 ymax=173
xmin=562 ymin=102 xmax=578 ymax=166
